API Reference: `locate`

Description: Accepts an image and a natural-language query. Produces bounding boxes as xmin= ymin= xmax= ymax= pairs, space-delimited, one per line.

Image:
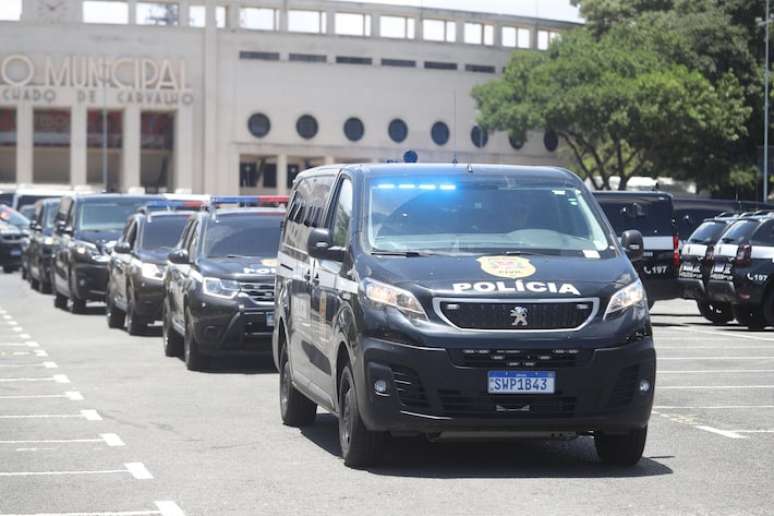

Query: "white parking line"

xmin=0 ymin=391 xmax=83 ymax=401
xmin=730 ymin=430 xmax=774 ymax=434
xmin=0 ymin=500 xmax=185 ymax=516
xmin=695 ymin=426 xmax=748 ymax=439
xmin=34 ymin=349 xmax=48 ymax=357
xmin=0 ymin=434 xmax=124 ymax=447
xmin=655 ymin=405 xmax=774 ymax=409
xmin=0 ymin=409 xmax=100 ymax=420
xmin=659 ymin=370 xmax=774 ymax=374
xmin=658 ymin=346 xmax=774 ymax=349
xmin=0 ymin=468 xmax=128 ymax=477
xmin=659 ymin=357 xmax=774 ymax=360
xmin=0 ymin=362 xmax=58 ymax=369
xmin=668 ymin=326 xmax=774 ymax=342
xmin=0 ymin=341 xmax=38 ymax=348
xmin=659 ymin=385 xmax=774 ymax=390
xmin=0 ymin=374 xmax=69 ymax=383
xmin=125 ymin=463 xmax=153 ymax=480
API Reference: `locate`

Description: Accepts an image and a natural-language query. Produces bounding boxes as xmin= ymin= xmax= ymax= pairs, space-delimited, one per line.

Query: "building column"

xmin=122 ymin=105 xmax=141 ymax=192
xmin=370 ymin=14 xmax=379 ymax=37
xmin=493 ymin=23 xmax=502 ymax=47
xmin=174 ymin=106 xmax=193 ymax=193
xmin=455 ymin=20 xmax=464 ymax=43
xmin=70 ymin=105 xmax=87 ymax=188
xmin=414 ymin=16 xmax=422 ymax=40
xmin=16 ymin=104 xmax=32 ymax=185
xmin=127 ymin=0 xmax=137 ymax=24
xmin=202 ymin=0 xmax=219 ymax=194
xmin=325 ymin=9 xmax=335 ymax=34
xmin=179 ymin=0 xmax=190 ymax=27
xmin=277 ymin=153 xmax=288 ymax=195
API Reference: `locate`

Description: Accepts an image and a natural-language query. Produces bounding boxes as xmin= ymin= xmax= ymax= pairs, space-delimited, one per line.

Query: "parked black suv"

xmin=275 ymin=164 xmax=655 ymax=468
xmin=0 ymin=220 xmax=24 ymax=273
xmin=52 ymin=194 xmax=158 ymax=313
xmin=678 ymin=215 xmax=739 ymax=324
xmin=594 ymin=192 xmax=679 ymax=307
xmin=706 ymin=214 xmax=774 ymax=329
xmin=25 ymin=198 xmax=61 ymax=293
xmin=162 ymin=196 xmax=286 ymax=370
xmin=106 ymin=202 xmax=199 ymax=335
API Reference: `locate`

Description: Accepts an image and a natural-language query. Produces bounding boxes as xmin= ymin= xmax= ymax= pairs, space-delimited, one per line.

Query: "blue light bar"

xmin=142 ymin=200 xmax=203 ymax=212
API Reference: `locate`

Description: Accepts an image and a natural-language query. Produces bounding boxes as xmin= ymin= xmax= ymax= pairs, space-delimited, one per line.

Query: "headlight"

xmin=75 ymin=242 xmax=98 ymax=255
xmin=43 ymin=237 xmax=55 ymax=246
xmin=203 ymin=277 xmax=240 ymax=300
xmin=604 ymin=279 xmax=646 ymax=319
xmin=141 ymin=263 xmax=165 ymax=280
xmin=363 ymin=278 xmax=427 ymax=321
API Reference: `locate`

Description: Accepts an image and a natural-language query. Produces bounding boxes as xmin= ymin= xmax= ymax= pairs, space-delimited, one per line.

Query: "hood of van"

xmin=197 ymin=255 xmax=278 ymax=281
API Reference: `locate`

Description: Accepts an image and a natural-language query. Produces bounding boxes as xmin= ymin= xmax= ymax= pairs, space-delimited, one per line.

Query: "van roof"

xmin=296 ymin=163 xmax=578 ymax=183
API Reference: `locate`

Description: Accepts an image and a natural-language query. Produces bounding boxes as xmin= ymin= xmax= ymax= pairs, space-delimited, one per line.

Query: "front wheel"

xmin=595 ymin=426 xmax=647 ymax=466
xmin=54 ymin=292 xmax=68 ymax=309
xmin=279 ymin=346 xmax=316 ymax=427
xmin=30 ymin=277 xmax=40 ymax=291
xmin=697 ymin=300 xmax=734 ymax=325
xmin=338 ymin=364 xmax=385 ymax=468
xmin=183 ymin=308 xmax=207 ymax=371
xmin=106 ymin=296 xmax=125 ymax=329
xmin=125 ymin=290 xmax=146 ymax=336
xmin=162 ymin=303 xmax=183 ymax=357
xmin=3 ymin=266 xmax=16 ymax=274
xmin=734 ymin=305 xmax=767 ymax=330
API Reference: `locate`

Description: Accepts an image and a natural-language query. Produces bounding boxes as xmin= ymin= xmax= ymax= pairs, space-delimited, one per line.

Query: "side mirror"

xmin=113 ymin=241 xmax=131 ymax=254
xmin=621 ymin=229 xmax=644 ymax=262
xmin=307 ymin=228 xmax=346 ymax=261
xmin=168 ymin=249 xmax=189 ymax=265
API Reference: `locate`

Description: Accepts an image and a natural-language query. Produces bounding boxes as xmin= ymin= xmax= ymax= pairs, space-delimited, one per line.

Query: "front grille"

xmin=239 ymin=282 xmax=274 ymax=303
xmin=437 ymin=299 xmax=595 ymax=330
xmin=0 ymin=234 xmax=23 ymax=243
xmin=607 ymin=365 xmax=639 ymax=409
xmin=448 ymin=348 xmax=591 ymax=369
xmin=438 ymin=390 xmax=576 ymax=418
xmin=390 ymin=365 xmax=430 ymax=411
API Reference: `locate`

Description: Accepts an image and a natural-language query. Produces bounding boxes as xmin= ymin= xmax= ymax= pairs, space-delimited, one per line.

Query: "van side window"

xmin=125 ymin=222 xmax=138 ymax=249
xmin=186 ymin=222 xmax=200 ymax=256
xmin=753 ymin=221 xmax=774 ymax=246
xmin=283 ymin=175 xmax=337 ymax=251
xmin=331 ymin=179 xmax=353 ymax=248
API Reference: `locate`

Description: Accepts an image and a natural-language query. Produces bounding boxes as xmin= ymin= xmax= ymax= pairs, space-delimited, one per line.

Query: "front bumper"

xmin=0 ymin=242 xmax=23 ymax=268
xmin=191 ymin=295 xmax=274 ymax=356
xmin=356 ymin=336 xmax=655 ymax=434
xmin=70 ymin=262 xmax=109 ymax=301
xmin=132 ymin=281 xmax=165 ymax=322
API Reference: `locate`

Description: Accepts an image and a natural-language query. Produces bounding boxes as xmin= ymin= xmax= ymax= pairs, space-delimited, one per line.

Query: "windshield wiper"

xmin=370 ymin=250 xmax=433 ymax=257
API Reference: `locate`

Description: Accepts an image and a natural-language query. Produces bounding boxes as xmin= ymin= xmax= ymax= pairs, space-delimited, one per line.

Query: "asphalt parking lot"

xmin=0 ymin=273 xmax=773 ymax=515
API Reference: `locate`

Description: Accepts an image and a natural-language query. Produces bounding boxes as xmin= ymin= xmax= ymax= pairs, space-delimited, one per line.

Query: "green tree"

xmin=473 ymin=27 xmax=751 ymax=190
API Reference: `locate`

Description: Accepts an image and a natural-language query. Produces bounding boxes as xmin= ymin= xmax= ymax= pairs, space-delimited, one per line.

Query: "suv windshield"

xmin=597 ymin=196 xmax=673 ymax=237
xmin=141 ymin=216 xmax=189 ymax=250
xmin=203 ymin=215 xmax=282 ymax=258
xmin=0 ymin=206 xmax=29 ymax=229
xmin=720 ymin=220 xmax=758 ymax=244
xmin=365 ymin=177 xmax=611 ymax=255
xmin=43 ymin=204 xmax=57 ymax=228
xmin=77 ymin=198 xmax=149 ymax=232
xmin=688 ymin=221 xmax=728 ymax=244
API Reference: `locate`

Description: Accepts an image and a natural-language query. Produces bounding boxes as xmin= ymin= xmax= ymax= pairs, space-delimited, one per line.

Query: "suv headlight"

xmin=141 ymin=263 xmax=166 ymax=280
xmin=43 ymin=237 xmax=55 ymax=246
xmin=203 ymin=277 xmax=240 ymax=300
xmin=604 ymin=279 xmax=646 ymax=319
xmin=74 ymin=242 xmax=109 ymax=262
xmin=363 ymin=278 xmax=427 ymax=321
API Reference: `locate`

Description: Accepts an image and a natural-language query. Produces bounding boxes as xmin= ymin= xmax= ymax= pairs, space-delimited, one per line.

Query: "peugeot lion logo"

xmin=510 ymin=306 xmax=528 ymax=327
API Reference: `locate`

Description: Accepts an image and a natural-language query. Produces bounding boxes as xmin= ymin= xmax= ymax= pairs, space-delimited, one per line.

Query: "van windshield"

xmin=77 ymin=198 xmax=149 ymax=232
xmin=365 ymin=177 xmax=612 ymax=256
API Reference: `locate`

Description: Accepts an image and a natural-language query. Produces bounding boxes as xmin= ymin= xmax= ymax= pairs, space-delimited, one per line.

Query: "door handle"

xmin=312 ymin=273 xmax=320 ymax=286
xmin=303 ymin=271 xmax=311 ymax=282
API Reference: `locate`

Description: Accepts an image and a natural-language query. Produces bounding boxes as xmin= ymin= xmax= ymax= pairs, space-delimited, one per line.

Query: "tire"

xmin=338 ymin=364 xmax=385 ymax=468
xmin=30 ymin=277 xmax=40 ymax=291
xmin=162 ymin=303 xmax=183 ymax=357
xmin=183 ymin=308 xmax=207 ymax=371
xmin=21 ymin=267 xmax=27 ymax=280
xmin=734 ymin=305 xmax=767 ymax=330
xmin=3 ymin=266 xmax=15 ymax=273
xmin=69 ymin=297 xmax=86 ymax=314
xmin=279 ymin=346 xmax=316 ymax=427
xmin=106 ymin=296 xmax=125 ymax=329
xmin=697 ymin=300 xmax=734 ymax=325
xmin=54 ymin=292 xmax=68 ymax=309
xmin=763 ymin=291 xmax=774 ymax=327
xmin=595 ymin=426 xmax=648 ymax=466
xmin=125 ymin=290 xmax=146 ymax=336
xmin=39 ymin=278 xmax=52 ymax=295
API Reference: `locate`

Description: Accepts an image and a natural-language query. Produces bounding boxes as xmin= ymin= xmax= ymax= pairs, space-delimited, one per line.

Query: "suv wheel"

xmin=162 ymin=303 xmax=183 ymax=357
xmin=763 ymin=291 xmax=774 ymax=326
xmin=106 ymin=297 xmax=125 ymax=329
xmin=183 ymin=308 xmax=207 ymax=371
xmin=279 ymin=346 xmax=316 ymax=427
xmin=697 ymin=301 xmax=733 ymax=325
xmin=3 ymin=266 xmax=16 ymax=273
xmin=338 ymin=363 xmax=385 ymax=468
xmin=39 ymin=276 xmax=52 ymax=294
xmin=125 ymin=290 xmax=146 ymax=336
xmin=54 ymin=292 xmax=67 ymax=309
xmin=69 ymin=298 xmax=86 ymax=314
xmin=30 ymin=277 xmax=40 ymax=291
xmin=595 ymin=426 xmax=647 ymax=466
xmin=734 ymin=305 xmax=767 ymax=330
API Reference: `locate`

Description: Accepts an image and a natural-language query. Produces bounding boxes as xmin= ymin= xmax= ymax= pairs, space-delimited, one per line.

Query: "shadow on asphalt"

xmin=174 ymin=354 xmax=277 ymax=375
xmin=300 ymin=414 xmax=673 ymax=479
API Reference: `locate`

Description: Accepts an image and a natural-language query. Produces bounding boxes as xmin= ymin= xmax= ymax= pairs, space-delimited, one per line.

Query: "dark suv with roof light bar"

xmin=275 ymin=164 xmax=655 ymax=468
xmin=162 ymin=196 xmax=287 ymax=370
xmin=25 ymin=198 xmax=61 ymax=293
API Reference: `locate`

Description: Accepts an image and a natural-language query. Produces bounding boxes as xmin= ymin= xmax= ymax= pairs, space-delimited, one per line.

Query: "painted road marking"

xmin=729 ymin=430 xmax=774 ymax=434
xmin=655 ymin=405 xmax=774 ymax=409
xmin=0 ymin=375 xmax=69 ymax=383
xmin=695 ymin=426 xmax=748 ymax=439
xmin=659 ymin=357 xmax=774 ymax=360
xmin=0 ymin=341 xmax=39 ymax=348
xmin=0 ymin=434 xmax=124 ymax=447
xmin=0 ymin=500 xmax=185 ymax=516
xmin=0 ymin=409 xmax=100 ymax=420
xmin=659 ymin=370 xmax=774 ymax=374
xmin=125 ymin=463 xmax=153 ymax=480
xmin=659 ymin=385 xmax=774 ymax=390
xmin=658 ymin=346 xmax=774 ymax=349
xmin=0 ymin=362 xmax=58 ymax=369
xmin=0 ymin=391 xmax=83 ymax=401
xmin=668 ymin=326 xmax=774 ymax=342
xmin=34 ymin=349 xmax=48 ymax=357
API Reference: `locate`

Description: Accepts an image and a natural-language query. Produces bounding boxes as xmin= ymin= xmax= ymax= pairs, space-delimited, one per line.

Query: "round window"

xmin=544 ymin=129 xmax=559 ymax=152
xmin=471 ymin=126 xmax=488 ymax=148
xmin=431 ymin=121 xmax=450 ymax=146
xmin=296 ymin=115 xmax=319 ymax=140
xmin=388 ymin=118 xmax=408 ymax=143
xmin=343 ymin=117 xmax=365 ymax=142
xmin=247 ymin=113 xmax=271 ymax=138
xmin=509 ymin=134 xmax=525 ymax=150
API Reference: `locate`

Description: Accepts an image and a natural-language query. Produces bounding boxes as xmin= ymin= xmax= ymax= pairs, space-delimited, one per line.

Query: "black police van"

xmin=275 ymin=164 xmax=655 ymax=468
xmin=106 ymin=201 xmax=200 ymax=335
xmin=706 ymin=214 xmax=774 ymax=329
xmin=594 ymin=192 xmax=679 ymax=307
xmin=162 ymin=196 xmax=286 ymax=370
xmin=25 ymin=198 xmax=61 ymax=293
xmin=677 ymin=215 xmax=739 ymax=324
xmin=52 ymin=194 xmax=157 ymax=313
